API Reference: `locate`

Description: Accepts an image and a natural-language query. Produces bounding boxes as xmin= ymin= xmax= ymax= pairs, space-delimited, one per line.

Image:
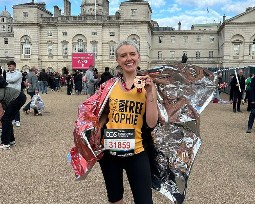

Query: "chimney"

xmin=64 ymin=0 xmax=71 ymax=16
xmin=223 ymin=14 xmax=226 ymax=22
xmin=68 ymin=1 xmax=71 ymax=16
xmin=178 ymin=21 xmax=181 ymax=30
xmin=54 ymin=6 xmax=61 ymax=17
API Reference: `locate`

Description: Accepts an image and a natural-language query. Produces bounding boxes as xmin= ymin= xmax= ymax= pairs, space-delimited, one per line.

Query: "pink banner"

xmin=72 ymin=53 xmax=95 ymax=70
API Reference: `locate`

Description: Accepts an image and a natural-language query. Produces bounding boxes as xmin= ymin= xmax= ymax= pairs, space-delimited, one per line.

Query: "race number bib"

xmin=104 ymin=129 xmax=135 ymax=153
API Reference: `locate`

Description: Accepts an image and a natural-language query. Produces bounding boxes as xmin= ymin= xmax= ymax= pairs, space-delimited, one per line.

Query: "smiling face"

xmin=116 ymin=44 xmax=140 ymax=74
xmin=8 ymin=64 xmax=15 ymax=72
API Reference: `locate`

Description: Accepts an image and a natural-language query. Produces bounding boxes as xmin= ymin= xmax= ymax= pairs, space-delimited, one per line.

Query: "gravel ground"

xmin=0 ymin=90 xmax=254 ymax=204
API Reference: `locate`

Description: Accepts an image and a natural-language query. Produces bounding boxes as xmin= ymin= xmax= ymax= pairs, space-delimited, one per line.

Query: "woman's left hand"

xmin=139 ymin=75 xmax=154 ymax=93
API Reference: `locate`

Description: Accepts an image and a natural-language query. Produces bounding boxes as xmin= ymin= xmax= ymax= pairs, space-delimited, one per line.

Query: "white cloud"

xmin=221 ymin=0 xmax=255 ymax=14
xmin=148 ymin=0 xmax=166 ymax=8
xmin=166 ymin=4 xmax=182 ymax=13
xmin=174 ymin=0 xmax=230 ymax=7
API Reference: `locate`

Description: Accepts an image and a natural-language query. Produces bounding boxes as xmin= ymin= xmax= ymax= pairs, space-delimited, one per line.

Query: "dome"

xmin=0 ymin=10 xmax=11 ymax=18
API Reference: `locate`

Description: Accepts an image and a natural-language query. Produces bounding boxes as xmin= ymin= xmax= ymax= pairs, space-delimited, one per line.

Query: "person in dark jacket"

xmin=230 ymin=69 xmax=245 ymax=112
xmin=73 ymin=71 xmax=83 ymax=95
xmin=66 ymin=74 xmax=73 ymax=95
xmin=99 ymin=67 xmax=113 ymax=86
xmin=246 ymin=76 xmax=255 ymax=133
xmin=39 ymin=69 xmax=49 ymax=94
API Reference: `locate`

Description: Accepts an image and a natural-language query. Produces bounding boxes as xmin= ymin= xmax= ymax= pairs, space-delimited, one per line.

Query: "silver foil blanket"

xmin=143 ymin=64 xmax=215 ymax=203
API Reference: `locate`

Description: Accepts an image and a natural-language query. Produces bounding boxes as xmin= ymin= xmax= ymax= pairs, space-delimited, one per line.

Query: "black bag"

xmin=0 ymin=76 xmax=8 ymax=88
xmin=0 ymin=76 xmax=8 ymax=109
xmin=0 ymin=86 xmax=7 ymax=110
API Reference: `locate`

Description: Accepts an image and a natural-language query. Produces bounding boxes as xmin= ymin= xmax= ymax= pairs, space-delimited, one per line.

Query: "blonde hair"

xmin=115 ymin=40 xmax=140 ymax=57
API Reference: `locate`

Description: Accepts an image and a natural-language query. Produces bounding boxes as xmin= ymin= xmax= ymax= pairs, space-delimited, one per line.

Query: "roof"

xmin=192 ymin=23 xmax=219 ymax=27
xmin=225 ymin=7 xmax=255 ymax=23
xmin=13 ymin=1 xmax=52 ymax=16
xmin=0 ymin=8 xmax=11 ymax=18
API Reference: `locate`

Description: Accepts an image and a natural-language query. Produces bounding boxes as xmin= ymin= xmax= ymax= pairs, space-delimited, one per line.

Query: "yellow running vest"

xmin=106 ymin=82 xmax=146 ymax=154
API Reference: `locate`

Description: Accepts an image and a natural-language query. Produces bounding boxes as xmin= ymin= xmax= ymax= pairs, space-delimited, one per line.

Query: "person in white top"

xmin=6 ymin=61 xmax=23 ymax=127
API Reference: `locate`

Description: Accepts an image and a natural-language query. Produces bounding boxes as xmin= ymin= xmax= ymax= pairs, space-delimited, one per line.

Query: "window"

xmin=24 ymin=46 xmax=31 ymax=57
xmin=48 ymin=31 xmax=52 ymax=37
xmin=158 ymin=51 xmax=162 ymax=60
xmin=209 ymin=51 xmax=213 ymax=58
xmin=4 ymin=38 xmax=8 ymax=44
xmin=23 ymin=12 xmax=28 ymax=18
xmin=1 ymin=18 xmax=4 ymax=23
xmin=62 ymin=41 xmax=68 ymax=57
xmin=62 ymin=44 xmax=68 ymax=56
xmin=77 ymin=39 xmax=86 ymax=52
xmin=251 ymin=40 xmax=255 ymax=56
xmin=196 ymin=35 xmax=201 ymax=43
xmin=183 ymin=36 xmax=188 ymax=43
xmin=72 ymin=35 xmax=87 ymax=53
xmin=159 ymin=36 xmax=162 ymax=43
xmin=170 ymin=36 xmax=175 ymax=43
xmin=62 ymin=32 xmax=67 ymax=36
xmin=170 ymin=51 xmax=175 ymax=59
xmin=2 ymin=25 xmax=6 ymax=31
xmin=109 ymin=32 xmax=115 ymax=36
xmin=209 ymin=36 xmax=214 ymax=43
xmin=48 ymin=44 xmax=53 ymax=55
xmin=233 ymin=44 xmax=240 ymax=55
xmin=21 ymin=36 xmax=32 ymax=58
xmin=92 ymin=32 xmax=97 ymax=35
xmin=196 ymin=51 xmax=200 ymax=59
xmin=109 ymin=44 xmax=115 ymax=59
xmin=131 ymin=9 xmax=137 ymax=16
xmin=92 ymin=43 xmax=98 ymax=59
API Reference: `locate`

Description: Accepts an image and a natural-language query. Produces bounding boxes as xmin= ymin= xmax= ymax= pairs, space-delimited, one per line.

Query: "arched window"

xmin=72 ymin=34 xmax=87 ymax=53
xmin=20 ymin=36 xmax=32 ymax=58
xmin=231 ymin=34 xmax=244 ymax=59
xmin=127 ymin=34 xmax=140 ymax=50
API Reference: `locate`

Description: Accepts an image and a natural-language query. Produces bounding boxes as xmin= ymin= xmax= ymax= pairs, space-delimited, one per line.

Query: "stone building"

xmin=0 ymin=0 xmax=255 ymax=72
xmin=0 ymin=7 xmax=14 ymax=67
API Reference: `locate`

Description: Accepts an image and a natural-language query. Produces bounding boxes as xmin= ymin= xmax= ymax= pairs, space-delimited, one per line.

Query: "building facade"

xmin=0 ymin=7 xmax=14 ymax=67
xmin=0 ymin=0 xmax=255 ymax=72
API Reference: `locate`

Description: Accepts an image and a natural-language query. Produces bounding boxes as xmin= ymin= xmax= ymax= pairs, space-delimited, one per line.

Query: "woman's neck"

xmin=122 ymin=72 xmax=137 ymax=83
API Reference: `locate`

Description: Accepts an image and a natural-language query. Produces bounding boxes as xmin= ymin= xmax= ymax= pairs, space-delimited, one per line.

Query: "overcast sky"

xmin=1 ymin=0 xmax=255 ymax=30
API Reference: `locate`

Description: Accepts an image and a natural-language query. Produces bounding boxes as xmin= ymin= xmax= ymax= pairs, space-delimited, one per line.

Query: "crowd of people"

xmin=215 ymin=69 xmax=255 ymax=133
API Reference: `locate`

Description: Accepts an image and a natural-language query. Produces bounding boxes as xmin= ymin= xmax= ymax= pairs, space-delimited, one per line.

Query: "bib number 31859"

xmin=104 ymin=129 xmax=135 ymax=152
